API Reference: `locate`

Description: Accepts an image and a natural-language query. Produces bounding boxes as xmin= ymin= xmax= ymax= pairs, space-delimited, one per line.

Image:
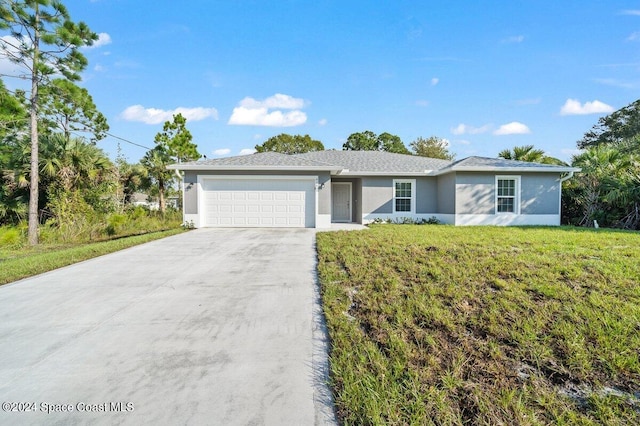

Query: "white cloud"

xmin=559 ymin=99 xmax=614 ymax=115
xmin=502 ymin=35 xmax=525 ymax=43
xmin=239 ymin=148 xmax=256 ymax=155
xmin=85 ymin=32 xmax=111 ymax=49
xmin=415 ymin=100 xmax=429 ymax=107
xmin=120 ymin=105 xmax=219 ymax=124
xmin=228 ymin=93 xmax=308 ymax=127
xmin=318 ymin=118 xmax=328 ymax=126
xmin=451 ymin=123 xmax=491 ymax=135
xmin=441 ymin=138 xmax=451 ymax=147
xmin=627 ymin=31 xmax=640 ymax=41
xmin=213 ymin=148 xmax=230 ymax=156
xmin=228 ymin=107 xmax=307 ymax=127
xmin=455 ymin=139 xmax=471 ymax=145
xmin=430 ymin=77 xmax=439 ymax=86
xmin=94 ymin=64 xmax=106 ymax=72
xmin=493 ymin=121 xmax=531 ymax=135
xmin=239 ymin=93 xmax=306 ymax=109
xmin=621 ymin=10 xmax=640 ymax=16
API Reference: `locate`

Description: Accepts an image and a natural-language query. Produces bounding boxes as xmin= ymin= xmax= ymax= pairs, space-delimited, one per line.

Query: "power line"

xmin=103 ymin=132 xmax=152 ymax=150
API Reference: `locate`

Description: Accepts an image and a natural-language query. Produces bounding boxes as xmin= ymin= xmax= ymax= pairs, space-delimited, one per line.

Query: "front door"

xmin=332 ymin=182 xmax=352 ymax=222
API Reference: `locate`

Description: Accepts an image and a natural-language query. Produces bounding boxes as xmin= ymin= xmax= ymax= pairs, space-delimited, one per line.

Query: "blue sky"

xmin=3 ymin=1 xmax=640 ymax=163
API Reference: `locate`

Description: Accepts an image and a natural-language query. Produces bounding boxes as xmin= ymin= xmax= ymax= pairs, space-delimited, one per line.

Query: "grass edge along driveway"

xmin=0 ymin=229 xmax=185 ymax=286
xmin=317 ymin=225 xmax=640 ymax=425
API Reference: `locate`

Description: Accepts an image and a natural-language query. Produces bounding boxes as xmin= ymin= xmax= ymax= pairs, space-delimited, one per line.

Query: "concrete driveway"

xmin=0 ymin=229 xmax=336 ymax=425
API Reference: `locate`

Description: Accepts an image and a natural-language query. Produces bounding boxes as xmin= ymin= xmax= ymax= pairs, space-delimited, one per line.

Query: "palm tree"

xmin=570 ymin=146 xmax=634 ymax=227
xmin=141 ymin=145 xmax=174 ymax=213
xmin=498 ymin=145 xmax=566 ymax=165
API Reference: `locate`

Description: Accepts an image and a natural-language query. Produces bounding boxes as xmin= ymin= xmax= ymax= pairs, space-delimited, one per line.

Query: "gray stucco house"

xmin=168 ymin=150 xmax=579 ymax=228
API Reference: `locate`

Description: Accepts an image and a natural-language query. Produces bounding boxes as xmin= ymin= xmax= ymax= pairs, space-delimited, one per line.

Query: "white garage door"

xmin=202 ymin=178 xmax=315 ymax=228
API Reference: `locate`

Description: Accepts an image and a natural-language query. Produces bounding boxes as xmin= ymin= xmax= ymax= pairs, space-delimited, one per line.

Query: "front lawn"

xmin=317 ymin=225 xmax=640 ymax=425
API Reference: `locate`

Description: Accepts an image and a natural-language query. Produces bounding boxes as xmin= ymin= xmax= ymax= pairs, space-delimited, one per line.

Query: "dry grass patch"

xmin=317 ymin=225 xmax=640 ymax=425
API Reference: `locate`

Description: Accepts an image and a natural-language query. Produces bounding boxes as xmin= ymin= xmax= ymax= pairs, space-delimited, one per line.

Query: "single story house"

xmin=167 ymin=150 xmax=579 ymax=228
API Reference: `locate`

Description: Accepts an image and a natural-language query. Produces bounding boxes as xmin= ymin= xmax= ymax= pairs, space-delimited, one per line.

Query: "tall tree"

xmin=410 ymin=136 xmax=455 ymax=160
xmin=255 ymin=133 xmax=324 ymax=154
xmin=578 ymin=99 xmax=640 ymax=149
xmin=145 ymin=114 xmax=199 ymax=213
xmin=154 ymin=113 xmax=199 ymax=162
xmin=0 ymin=0 xmax=97 ymax=245
xmin=343 ymin=131 xmax=410 ymax=154
xmin=39 ymin=78 xmax=109 ymax=142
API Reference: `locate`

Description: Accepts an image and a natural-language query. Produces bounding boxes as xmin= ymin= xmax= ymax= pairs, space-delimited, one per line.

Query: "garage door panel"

xmin=202 ymin=178 xmax=314 ymax=228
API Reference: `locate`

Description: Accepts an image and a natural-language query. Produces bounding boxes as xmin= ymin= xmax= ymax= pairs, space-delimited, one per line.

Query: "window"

xmin=394 ymin=180 xmax=415 ymax=213
xmin=496 ymin=176 xmax=520 ymax=214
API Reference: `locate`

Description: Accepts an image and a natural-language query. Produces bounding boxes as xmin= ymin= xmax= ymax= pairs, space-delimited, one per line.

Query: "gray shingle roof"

xmin=295 ymin=150 xmax=452 ymax=173
xmin=170 ymin=151 xmax=579 ymax=174
xmin=441 ymin=156 xmax=578 ymax=173
xmin=169 ymin=151 xmax=338 ymax=169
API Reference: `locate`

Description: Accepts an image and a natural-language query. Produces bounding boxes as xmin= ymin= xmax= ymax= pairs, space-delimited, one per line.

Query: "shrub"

xmin=0 ymin=227 xmax=23 ymax=247
xmin=105 ymin=214 xmax=127 ymax=236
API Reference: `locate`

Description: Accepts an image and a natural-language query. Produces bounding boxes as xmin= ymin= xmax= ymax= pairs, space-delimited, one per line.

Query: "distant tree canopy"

xmin=343 ymin=131 xmax=410 ymax=154
xmin=578 ymin=99 xmax=640 ymax=149
xmin=498 ymin=145 xmax=566 ymax=165
xmin=255 ymin=134 xmax=324 ymax=154
xmin=410 ymin=136 xmax=455 ymax=160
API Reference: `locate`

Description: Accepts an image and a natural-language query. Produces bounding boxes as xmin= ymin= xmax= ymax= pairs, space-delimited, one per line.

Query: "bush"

xmin=105 ymin=214 xmax=127 ymax=236
xmin=0 ymin=227 xmax=23 ymax=247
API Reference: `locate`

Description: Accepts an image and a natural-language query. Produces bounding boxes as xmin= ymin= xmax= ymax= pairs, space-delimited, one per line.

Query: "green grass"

xmin=0 ymin=228 xmax=186 ymax=285
xmin=317 ymin=225 xmax=640 ymax=425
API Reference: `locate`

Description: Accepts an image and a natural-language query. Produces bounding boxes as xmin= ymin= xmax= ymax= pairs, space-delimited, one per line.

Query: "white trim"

xmin=331 ymin=182 xmax=352 ymax=223
xmin=455 ymin=214 xmax=560 ymax=226
xmin=197 ymin=175 xmax=318 ymax=228
xmin=495 ymin=175 xmax=521 ymax=215
xmin=392 ymin=179 xmax=416 ymax=214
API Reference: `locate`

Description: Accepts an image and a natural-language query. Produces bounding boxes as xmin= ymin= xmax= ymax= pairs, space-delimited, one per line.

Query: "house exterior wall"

xmin=454 ymin=171 xmax=563 ymax=226
xmin=361 ymin=177 xmax=393 ymax=214
xmin=436 ymin=173 xmax=456 ymax=214
xmin=416 ymin=177 xmax=438 ymax=213
xmin=520 ymin=173 xmax=560 ymax=214
xmin=455 ymin=173 xmax=495 ymax=215
xmin=184 ymin=171 xmax=198 ymax=214
xmin=454 ymin=172 xmax=561 ymax=215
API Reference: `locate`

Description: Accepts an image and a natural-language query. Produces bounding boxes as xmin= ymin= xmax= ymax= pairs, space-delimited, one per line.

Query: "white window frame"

xmin=393 ymin=179 xmax=416 ymax=214
xmin=495 ymin=175 xmax=521 ymax=215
